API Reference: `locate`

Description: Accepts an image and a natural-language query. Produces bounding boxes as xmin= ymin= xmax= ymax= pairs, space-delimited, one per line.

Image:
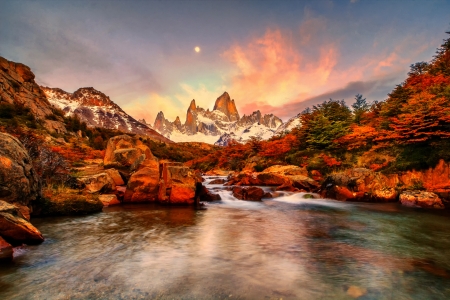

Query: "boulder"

xmin=0 ymin=200 xmax=44 ymax=245
xmin=98 ymin=194 xmax=121 ymax=207
xmin=209 ymin=178 xmax=226 ymax=185
xmin=0 ymin=132 xmax=40 ymax=208
xmin=372 ymin=188 xmax=398 ymax=202
xmin=169 ymin=185 xmax=196 ymax=205
xmin=124 ymin=160 xmax=160 ymax=202
xmin=162 ymin=163 xmax=202 ymax=204
xmin=105 ymin=168 xmax=125 ymax=186
xmin=0 ymin=236 xmax=13 ymax=262
xmin=78 ymin=173 xmax=116 ymax=193
xmin=199 ymin=186 xmax=221 ymax=201
xmin=400 ymin=191 xmax=444 ymax=209
xmin=103 ymin=135 xmax=155 ymax=171
xmin=321 ymin=168 xmax=397 ymax=202
xmin=232 ymin=186 xmax=265 ymax=201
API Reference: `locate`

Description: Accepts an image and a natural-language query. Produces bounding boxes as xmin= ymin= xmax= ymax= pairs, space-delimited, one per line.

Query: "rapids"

xmin=1 ymin=176 xmax=450 ymax=299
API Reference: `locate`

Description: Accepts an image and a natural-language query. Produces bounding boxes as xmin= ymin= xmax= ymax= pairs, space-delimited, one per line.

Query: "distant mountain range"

xmin=41 ymin=86 xmax=302 ymax=145
xmin=151 ymin=91 xmax=289 ymax=145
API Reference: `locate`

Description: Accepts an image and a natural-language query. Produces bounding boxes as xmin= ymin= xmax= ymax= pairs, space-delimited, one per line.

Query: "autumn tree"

xmin=298 ymin=99 xmax=352 ymax=150
xmin=351 ymin=94 xmax=369 ymax=125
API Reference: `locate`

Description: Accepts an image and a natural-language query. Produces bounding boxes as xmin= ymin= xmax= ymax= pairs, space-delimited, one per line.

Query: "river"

xmin=1 ymin=176 xmax=450 ymax=299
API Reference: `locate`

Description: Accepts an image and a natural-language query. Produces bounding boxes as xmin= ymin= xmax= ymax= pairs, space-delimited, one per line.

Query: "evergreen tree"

xmin=352 ymin=94 xmax=369 ymax=125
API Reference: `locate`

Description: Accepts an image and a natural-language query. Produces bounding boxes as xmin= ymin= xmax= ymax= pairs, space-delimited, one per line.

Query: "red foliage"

xmin=319 ymin=154 xmax=341 ymax=167
xmin=260 ymin=134 xmax=297 ymax=157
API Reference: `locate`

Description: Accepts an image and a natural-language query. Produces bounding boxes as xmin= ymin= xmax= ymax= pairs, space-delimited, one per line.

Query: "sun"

xmin=194 ymin=46 xmax=201 ymax=53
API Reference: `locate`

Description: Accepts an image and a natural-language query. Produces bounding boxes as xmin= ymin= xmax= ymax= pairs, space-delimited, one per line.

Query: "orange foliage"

xmin=336 ymin=125 xmax=378 ymax=150
xmin=260 ymin=134 xmax=297 ymax=157
xmin=319 ymin=154 xmax=341 ymax=167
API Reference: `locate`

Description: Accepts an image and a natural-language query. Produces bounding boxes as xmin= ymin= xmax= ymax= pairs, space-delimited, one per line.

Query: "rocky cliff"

xmin=0 ymin=56 xmax=66 ymax=133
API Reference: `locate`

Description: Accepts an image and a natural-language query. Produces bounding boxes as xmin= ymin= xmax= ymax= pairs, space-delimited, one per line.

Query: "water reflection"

xmin=0 ymin=179 xmax=450 ymax=299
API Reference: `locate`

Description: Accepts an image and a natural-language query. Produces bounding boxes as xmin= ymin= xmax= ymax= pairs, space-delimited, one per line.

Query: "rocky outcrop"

xmin=399 ymin=191 xmax=444 ymax=209
xmin=321 ymin=161 xmax=450 ymax=205
xmin=232 ymin=186 xmax=265 ymax=201
xmin=236 ymin=110 xmax=282 ymax=129
xmin=104 ymin=135 xmax=155 ymax=171
xmin=213 ymin=92 xmax=240 ymax=122
xmin=0 ymin=56 xmax=66 ymax=133
xmin=0 ymin=200 xmax=44 ymax=245
xmin=226 ymin=165 xmax=319 ymax=192
xmin=0 ymin=132 xmax=40 ymax=208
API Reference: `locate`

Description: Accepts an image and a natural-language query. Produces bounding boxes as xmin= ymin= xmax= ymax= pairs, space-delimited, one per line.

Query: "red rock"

xmin=199 ymin=186 xmax=221 ymax=201
xmin=0 ymin=236 xmax=13 ymax=262
xmin=0 ymin=204 xmax=44 ymax=245
xmin=209 ymin=178 xmax=226 ymax=184
xmin=124 ymin=164 xmax=160 ymax=202
xmin=232 ymin=186 xmax=265 ymax=201
xmin=98 ymin=195 xmax=120 ymax=207
xmin=400 ymin=191 xmax=444 ymax=209
xmin=213 ymin=92 xmax=240 ymax=122
xmin=105 ymin=168 xmax=125 ymax=186
xmin=169 ymin=185 xmax=195 ymax=204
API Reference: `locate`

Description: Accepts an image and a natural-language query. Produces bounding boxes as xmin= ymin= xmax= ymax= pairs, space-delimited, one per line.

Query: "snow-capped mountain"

xmin=153 ymin=91 xmax=284 ymax=145
xmin=275 ymin=112 xmax=302 ymax=134
xmin=42 ymin=86 xmax=171 ymax=143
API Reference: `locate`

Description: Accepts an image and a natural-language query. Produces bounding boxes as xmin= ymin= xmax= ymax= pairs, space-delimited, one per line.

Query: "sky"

xmin=1 ymin=0 xmax=450 ymax=124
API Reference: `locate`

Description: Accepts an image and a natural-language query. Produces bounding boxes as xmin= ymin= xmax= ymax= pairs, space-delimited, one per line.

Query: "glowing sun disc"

xmin=194 ymin=46 xmax=201 ymax=53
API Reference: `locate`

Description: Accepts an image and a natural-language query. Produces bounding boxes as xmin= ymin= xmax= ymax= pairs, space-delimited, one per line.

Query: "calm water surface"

xmin=1 ymin=176 xmax=450 ymax=299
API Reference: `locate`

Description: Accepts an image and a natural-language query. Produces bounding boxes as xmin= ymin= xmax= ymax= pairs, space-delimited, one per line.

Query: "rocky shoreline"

xmin=1 ymin=130 xmax=449 ymax=262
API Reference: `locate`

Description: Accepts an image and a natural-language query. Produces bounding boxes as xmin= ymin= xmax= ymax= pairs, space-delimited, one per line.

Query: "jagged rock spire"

xmin=213 ymin=92 xmax=240 ymax=122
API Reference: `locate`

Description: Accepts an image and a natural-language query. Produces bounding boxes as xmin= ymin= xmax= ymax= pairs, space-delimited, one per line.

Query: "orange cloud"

xmin=222 ymin=24 xmax=338 ymax=116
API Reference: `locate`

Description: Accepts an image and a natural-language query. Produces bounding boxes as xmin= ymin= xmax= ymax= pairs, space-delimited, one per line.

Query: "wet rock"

xmin=199 ymin=186 xmax=221 ymax=201
xmin=400 ymin=190 xmax=444 ymax=209
xmin=99 ymin=195 xmax=121 ymax=207
xmin=275 ymin=184 xmax=300 ymax=192
xmin=0 ymin=236 xmax=13 ymax=262
xmin=0 ymin=200 xmax=44 ymax=245
xmin=0 ymin=132 xmax=40 ymax=208
xmin=209 ymin=178 xmax=226 ymax=185
xmin=232 ymin=186 xmax=265 ymax=201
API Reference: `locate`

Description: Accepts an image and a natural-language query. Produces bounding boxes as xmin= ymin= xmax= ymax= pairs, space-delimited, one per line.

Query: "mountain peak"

xmin=189 ymin=99 xmax=196 ymax=111
xmin=213 ymin=91 xmax=240 ymax=122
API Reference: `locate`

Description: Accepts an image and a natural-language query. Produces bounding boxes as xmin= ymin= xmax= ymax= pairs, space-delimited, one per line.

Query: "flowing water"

xmin=1 ymin=176 xmax=450 ymax=299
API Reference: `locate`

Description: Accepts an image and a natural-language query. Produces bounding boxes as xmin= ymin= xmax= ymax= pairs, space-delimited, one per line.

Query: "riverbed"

xmin=1 ymin=177 xmax=450 ymax=299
